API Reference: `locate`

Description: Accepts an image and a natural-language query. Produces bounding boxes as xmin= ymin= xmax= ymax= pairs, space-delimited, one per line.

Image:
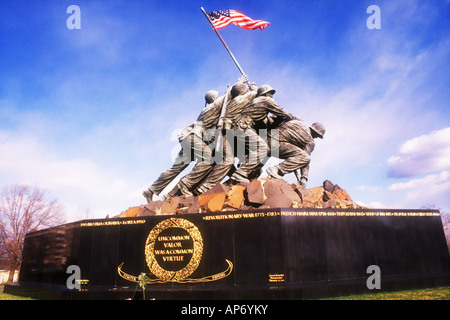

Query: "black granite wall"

xmin=11 ymin=208 xmax=450 ymax=299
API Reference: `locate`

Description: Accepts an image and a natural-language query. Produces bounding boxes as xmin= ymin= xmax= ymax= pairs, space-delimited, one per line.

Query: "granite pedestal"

xmin=5 ymin=208 xmax=450 ymax=299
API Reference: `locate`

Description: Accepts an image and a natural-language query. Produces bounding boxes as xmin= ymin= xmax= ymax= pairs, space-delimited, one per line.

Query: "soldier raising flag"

xmin=143 ymin=7 xmax=325 ymax=201
xmin=201 ymin=7 xmax=270 ymax=83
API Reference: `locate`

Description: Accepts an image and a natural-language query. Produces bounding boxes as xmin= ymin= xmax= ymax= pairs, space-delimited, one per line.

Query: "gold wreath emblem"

xmin=145 ymin=218 xmax=203 ymax=281
xmin=118 ymin=217 xmax=233 ymax=284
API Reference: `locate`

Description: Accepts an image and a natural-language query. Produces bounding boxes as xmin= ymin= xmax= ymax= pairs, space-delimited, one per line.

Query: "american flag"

xmin=206 ymin=9 xmax=270 ymax=30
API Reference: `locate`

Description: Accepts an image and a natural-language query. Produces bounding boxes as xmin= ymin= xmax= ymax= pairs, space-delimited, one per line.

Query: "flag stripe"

xmin=207 ymin=9 xmax=270 ymax=30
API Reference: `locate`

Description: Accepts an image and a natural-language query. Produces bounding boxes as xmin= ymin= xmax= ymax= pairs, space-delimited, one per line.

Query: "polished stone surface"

xmin=6 ymin=208 xmax=450 ymax=299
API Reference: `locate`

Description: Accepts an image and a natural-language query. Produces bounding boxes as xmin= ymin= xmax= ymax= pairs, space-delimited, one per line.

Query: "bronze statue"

xmin=143 ymin=76 xmax=249 ymax=202
xmin=266 ymin=120 xmax=325 ymax=187
xmin=142 ymin=90 xmax=221 ymax=202
xmin=143 ymin=74 xmax=324 ymax=202
xmin=196 ymin=84 xmax=293 ymax=193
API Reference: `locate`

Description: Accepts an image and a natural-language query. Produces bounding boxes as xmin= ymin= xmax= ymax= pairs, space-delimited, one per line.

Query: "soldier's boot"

xmin=230 ymin=171 xmax=250 ymax=184
xmin=177 ymin=179 xmax=194 ymax=197
xmin=196 ymin=184 xmax=210 ymax=195
xmin=266 ymin=165 xmax=284 ymax=179
xmin=226 ymin=165 xmax=237 ymax=177
xmin=143 ymin=188 xmax=154 ymax=203
xmin=163 ymin=185 xmax=181 ymax=200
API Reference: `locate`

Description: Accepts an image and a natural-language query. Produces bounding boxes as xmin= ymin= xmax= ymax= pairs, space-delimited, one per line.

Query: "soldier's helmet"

xmin=231 ymin=83 xmax=249 ymax=99
xmin=205 ymin=90 xmax=219 ymax=104
xmin=310 ymin=122 xmax=326 ymax=139
xmin=257 ymin=84 xmax=276 ymax=97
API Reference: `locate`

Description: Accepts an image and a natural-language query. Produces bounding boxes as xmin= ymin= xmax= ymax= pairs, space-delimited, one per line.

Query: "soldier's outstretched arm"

xmin=267 ymin=100 xmax=293 ymax=122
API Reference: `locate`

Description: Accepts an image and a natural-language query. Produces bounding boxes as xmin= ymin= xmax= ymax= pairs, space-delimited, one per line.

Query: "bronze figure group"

xmin=143 ymin=75 xmax=325 ymax=203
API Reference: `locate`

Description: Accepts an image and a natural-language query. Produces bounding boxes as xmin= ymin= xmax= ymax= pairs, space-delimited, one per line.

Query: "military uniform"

xmin=266 ymin=120 xmax=325 ymax=187
xmin=143 ymin=91 xmax=225 ymax=201
xmin=229 ymin=96 xmax=293 ymax=182
xmin=198 ymin=92 xmax=292 ymax=192
xmin=148 ymin=79 xmax=255 ymax=200
xmin=171 ymin=93 xmax=229 ymax=196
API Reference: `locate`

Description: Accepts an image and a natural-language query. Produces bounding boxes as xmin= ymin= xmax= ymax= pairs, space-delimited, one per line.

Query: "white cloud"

xmin=58 ymin=2 xmax=136 ymax=65
xmin=387 ymin=127 xmax=450 ymax=178
xmin=0 ymin=130 xmax=141 ymax=222
xmin=385 ymin=128 xmax=450 ymax=211
xmin=356 ymin=201 xmax=387 ymax=209
xmin=356 ymin=185 xmax=383 ymax=193
xmin=387 ymin=170 xmax=450 ymax=210
xmin=388 ymin=170 xmax=450 ymax=192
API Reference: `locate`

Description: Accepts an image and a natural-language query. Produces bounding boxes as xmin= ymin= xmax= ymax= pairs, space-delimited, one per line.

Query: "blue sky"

xmin=1 ymin=0 xmax=449 ymax=222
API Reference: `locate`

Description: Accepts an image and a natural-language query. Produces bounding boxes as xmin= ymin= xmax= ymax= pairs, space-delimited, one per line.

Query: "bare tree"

xmin=76 ymin=205 xmax=91 ymax=221
xmin=0 ymin=185 xmax=65 ymax=282
xmin=421 ymin=204 xmax=450 ymax=254
xmin=441 ymin=212 xmax=450 ymax=254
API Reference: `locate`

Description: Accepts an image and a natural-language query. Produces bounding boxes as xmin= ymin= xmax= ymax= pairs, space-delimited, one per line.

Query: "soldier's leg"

xmin=196 ymin=132 xmax=235 ymax=193
xmin=278 ymin=145 xmax=310 ymax=174
xmin=231 ymin=129 xmax=270 ymax=183
xmin=143 ymin=148 xmax=190 ymax=202
xmin=266 ymin=142 xmax=310 ymax=178
xmin=247 ymin=162 xmax=265 ymax=180
xmin=143 ymin=135 xmax=195 ymax=202
xmin=243 ymin=128 xmax=275 ymax=180
xmin=176 ymin=135 xmax=215 ymax=196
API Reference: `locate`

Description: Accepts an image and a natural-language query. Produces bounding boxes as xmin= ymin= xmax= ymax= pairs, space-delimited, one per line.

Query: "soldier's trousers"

xmin=149 ymin=134 xmax=211 ymax=195
xmin=198 ymin=128 xmax=269 ymax=191
xmin=177 ymin=142 xmax=214 ymax=193
xmin=276 ymin=141 xmax=311 ymax=174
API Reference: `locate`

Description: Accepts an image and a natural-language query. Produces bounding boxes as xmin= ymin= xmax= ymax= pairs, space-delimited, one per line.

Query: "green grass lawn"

xmin=0 ymin=291 xmax=34 ymax=300
xmin=325 ymin=287 xmax=450 ymax=300
xmin=1 ymin=286 xmax=449 ymax=300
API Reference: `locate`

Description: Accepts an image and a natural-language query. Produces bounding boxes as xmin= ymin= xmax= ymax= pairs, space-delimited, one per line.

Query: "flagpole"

xmin=201 ymin=7 xmax=248 ymax=82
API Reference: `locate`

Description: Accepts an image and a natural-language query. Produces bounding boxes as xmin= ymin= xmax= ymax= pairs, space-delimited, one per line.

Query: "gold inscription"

xmin=154 ymin=249 xmax=194 ymax=255
xmin=158 ymin=235 xmax=190 ymax=241
xmin=203 ymin=211 xmax=439 ymax=221
xmin=80 ymin=219 xmax=146 ymax=227
xmin=269 ymin=274 xmax=285 ymax=283
xmin=118 ymin=218 xmax=234 ymax=285
xmin=145 ymin=218 xmax=202 ymax=282
xmin=153 ymin=228 xmax=194 ymax=267
xmin=75 ymin=279 xmax=89 ymax=285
